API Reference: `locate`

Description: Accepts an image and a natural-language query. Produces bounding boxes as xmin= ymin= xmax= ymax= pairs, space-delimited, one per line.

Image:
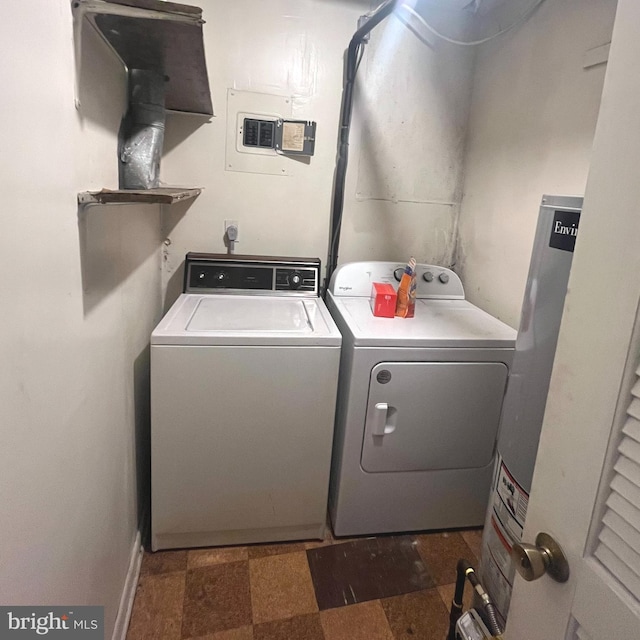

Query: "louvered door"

xmin=505 ymin=0 xmax=640 ymax=636
xmin=593 ymin=374 xmax=640 ymax=600
xmin=509 ymin=345 xmax=640 ymax=640
xmin=565 ymin=355 xmax=640 ymax=638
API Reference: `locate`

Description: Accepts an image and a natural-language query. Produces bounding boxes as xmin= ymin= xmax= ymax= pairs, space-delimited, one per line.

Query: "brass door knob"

xmin=511 ymin=532 xmax=570 ymax=583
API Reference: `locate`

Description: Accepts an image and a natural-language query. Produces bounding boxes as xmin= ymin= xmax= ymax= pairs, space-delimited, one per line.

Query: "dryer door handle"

xmin=371 ymin=402 xmax=397 ymax=437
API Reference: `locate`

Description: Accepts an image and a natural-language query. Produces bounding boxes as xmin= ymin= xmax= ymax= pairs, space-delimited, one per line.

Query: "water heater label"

xmin=495 ymin=461 xmax=529 ymax=535
xmin=481 ymin=457 xmax=531 ymax=621
xmin=549 ymin=209 xmax=580 ymax=252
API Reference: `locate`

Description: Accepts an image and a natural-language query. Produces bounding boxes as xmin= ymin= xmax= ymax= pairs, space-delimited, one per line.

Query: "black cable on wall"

xmin=324 ymin=0 xmax=401 ymax=293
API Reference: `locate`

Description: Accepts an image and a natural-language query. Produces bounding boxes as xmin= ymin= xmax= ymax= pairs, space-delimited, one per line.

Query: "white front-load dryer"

xmin=326 ymin=261 xmax=516 ymax=536
xmin=151 ymin=254 xmax=341 ymax=551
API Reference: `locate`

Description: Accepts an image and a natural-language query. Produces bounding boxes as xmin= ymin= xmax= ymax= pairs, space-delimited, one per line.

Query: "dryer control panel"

xmin=329 ymin=261 xmax=465 ymax=299
xmin=184 ymin=253 xmax=320 ymax=296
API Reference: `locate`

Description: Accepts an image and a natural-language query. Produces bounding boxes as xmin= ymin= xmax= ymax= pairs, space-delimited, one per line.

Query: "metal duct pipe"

xmin=118 ymin=69 xmax=166 ymax=189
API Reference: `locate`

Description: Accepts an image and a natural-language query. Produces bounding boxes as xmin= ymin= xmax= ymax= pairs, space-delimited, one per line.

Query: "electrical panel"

xmin=241 ymin=117 xmax=316 ymax=157
xmin=243 ymin=118 xmax=275 ymax=149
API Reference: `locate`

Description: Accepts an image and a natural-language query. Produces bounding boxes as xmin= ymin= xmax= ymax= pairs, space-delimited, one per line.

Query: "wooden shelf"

xmin=74 ymin=0 xmax=213 ymax=116
xmin=77 ymin=187 xmax=202 ymax=206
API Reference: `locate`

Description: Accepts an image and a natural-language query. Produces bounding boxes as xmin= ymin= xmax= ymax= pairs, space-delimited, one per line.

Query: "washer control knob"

xmin=393 ymin=267 xmax=405 ymax=282
xmin=422 ymin=271 xmax=434 ymax=283
xmin=216 ymin=271 xmax=228 ymax=281
xmin=289 ymin=271 xmax=302 ymax=289
xmin=439 ymin=273 xmax=450 ymax=284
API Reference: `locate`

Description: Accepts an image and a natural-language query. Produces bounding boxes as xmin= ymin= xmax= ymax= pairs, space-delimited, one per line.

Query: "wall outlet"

xmin=224 ymin=220 xmax=239 ymax=237
xmin=224 ymin=220 xmax=239 ymax=245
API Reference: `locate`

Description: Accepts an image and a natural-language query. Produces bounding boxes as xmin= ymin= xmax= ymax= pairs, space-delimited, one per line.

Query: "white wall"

xmin=160 ymin=0 xmax=475 ymax=303
xmin=340 ymin=2 xmax=475 ymax=266
xmin=457 ymin=0 xmax=617 ymax=328
xmin=161 ymin=0 xmax=363 ymax=302
xmin=0 ymin=3 xmax=163 ymax=636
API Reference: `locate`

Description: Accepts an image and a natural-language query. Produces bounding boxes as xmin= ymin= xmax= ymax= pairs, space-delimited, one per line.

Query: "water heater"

xmin=480 ymin=194 xmax=582 ymax=623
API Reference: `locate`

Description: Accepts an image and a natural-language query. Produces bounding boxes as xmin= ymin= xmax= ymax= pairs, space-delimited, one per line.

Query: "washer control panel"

xmin=184 ymin=253 xmax=320 ymax=296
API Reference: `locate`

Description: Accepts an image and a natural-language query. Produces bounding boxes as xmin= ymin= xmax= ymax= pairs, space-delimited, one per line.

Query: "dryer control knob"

xmin=423 ymin=271 xmax=434 ymax=283
xmin=393 ymin=267 xmax=405 ymax=282
xmin=289 ymin=271 xmax=302 ymax=289
xmin=439 ymin=273 xmax=450 ymax=284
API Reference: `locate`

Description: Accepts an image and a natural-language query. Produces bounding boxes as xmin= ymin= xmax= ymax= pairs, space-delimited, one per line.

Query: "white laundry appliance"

xmin=151 ymin=253 xmax=341 ymax=551
xmin=326 ymin=261 xmax=516 ymax=536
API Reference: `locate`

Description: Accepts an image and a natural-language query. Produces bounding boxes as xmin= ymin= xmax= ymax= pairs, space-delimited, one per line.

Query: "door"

xmin=361 ymin=361 xmax=508 ymax=472
xmin=506 ymin=1 xmax=640 ymax=637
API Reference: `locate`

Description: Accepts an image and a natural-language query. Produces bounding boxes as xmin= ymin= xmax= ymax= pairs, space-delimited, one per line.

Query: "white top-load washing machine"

xmin=326 ymin=261 xmax=516 ymax=536
xmin=151 ymin=253 xmax=341 ymax=551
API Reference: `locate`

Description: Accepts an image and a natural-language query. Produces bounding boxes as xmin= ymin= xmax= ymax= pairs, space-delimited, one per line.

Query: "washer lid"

xmin=328 ymin=295 xmax=516 ymax=348
xmin=187 ymin=297 xmax=313 ymax=332
xmin=152 ymin=294 xmax=341 ymax=346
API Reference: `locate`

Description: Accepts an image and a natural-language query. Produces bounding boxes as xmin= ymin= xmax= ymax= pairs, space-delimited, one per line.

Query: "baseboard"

xmin=111 ymin=531 xmax=143 ymax=640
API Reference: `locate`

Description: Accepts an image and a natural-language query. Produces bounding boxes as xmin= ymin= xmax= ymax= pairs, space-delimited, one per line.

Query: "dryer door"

xmin=361 ymin=362 xmax=508 ymax=472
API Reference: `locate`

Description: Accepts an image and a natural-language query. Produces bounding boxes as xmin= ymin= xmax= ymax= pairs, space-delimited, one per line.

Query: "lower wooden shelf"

xmin=77 ymin=187 xmax=202 ymax=206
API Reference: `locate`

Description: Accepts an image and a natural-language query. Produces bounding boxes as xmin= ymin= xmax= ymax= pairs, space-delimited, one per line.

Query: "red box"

xmin=370 ymin=282 xmax=397 ymax=318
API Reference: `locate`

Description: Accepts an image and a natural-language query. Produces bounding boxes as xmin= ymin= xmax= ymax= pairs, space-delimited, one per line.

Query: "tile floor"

xmin=126 ymin=526 xmax=482 ymax=640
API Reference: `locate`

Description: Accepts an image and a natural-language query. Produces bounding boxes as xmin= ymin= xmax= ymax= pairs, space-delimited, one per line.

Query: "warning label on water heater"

xmin=481 ymin=457 xmax=530 ymax=621
xmin=495 ymin=460 xmax=529 ymax=536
